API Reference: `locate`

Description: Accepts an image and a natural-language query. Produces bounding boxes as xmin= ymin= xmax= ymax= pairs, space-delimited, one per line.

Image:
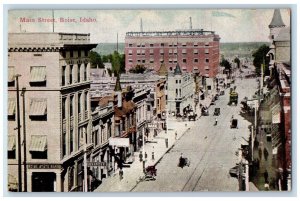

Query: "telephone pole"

xmin=21 ymin=87 xmax=27 ymax=192
xmin=15 ymin=74 xmax=22 ymax=192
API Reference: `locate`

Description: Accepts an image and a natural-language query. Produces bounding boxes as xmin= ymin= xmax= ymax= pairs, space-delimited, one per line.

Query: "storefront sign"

xmin=28 ymin=164 xmax=61 ymax=169
xmin=87 ymin=162 xmax=107 ymax=167
xmin=109 ymin=137 xmax=130 ymax=147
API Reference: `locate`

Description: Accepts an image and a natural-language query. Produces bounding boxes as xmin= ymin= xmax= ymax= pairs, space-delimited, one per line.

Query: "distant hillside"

xmin=93 ymin=42 xmax=269 ymax=58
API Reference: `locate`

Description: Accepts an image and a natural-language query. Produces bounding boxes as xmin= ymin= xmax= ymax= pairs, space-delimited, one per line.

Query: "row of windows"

xmin=8 ymin=149 xmax=47 ymax=159
xmin=8 ymin=64 xmax=88 ymax=88
xmin=128 ymin=49 xmax=210 ymax=55
xmin=61 ymin=50 xmax=89 ymax=58
xmin=129 ymin=58 xmax=210 ymax=64
xmin=62 ymin=92 xmax=89 ymax=120
xmin=128 ymin=43 xmax=210 ymax=47
xmin=61 ymin=63 xmax=88 ymax=86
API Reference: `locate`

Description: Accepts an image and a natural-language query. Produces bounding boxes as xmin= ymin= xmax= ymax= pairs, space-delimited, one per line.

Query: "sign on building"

xmin=109 ymin=137 xmax=130 ymax=147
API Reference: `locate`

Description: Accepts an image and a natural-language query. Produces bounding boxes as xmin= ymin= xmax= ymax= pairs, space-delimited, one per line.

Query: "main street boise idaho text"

xmin=20 ymin=17 xmax=97 ymax=23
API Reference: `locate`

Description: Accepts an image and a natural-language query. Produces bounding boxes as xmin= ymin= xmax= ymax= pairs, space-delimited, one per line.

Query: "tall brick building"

xmin=125 ymin=29 xmax=220 ymax=77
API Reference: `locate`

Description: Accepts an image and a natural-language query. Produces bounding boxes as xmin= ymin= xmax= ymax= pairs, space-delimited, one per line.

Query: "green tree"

xmin=89 ymin=51 xmax=104 ymax=68
xmin=220 ymin=57 xmax=232 ymax=73
xmin=234 ymin=57 xmax=240 ymax=68
xmin=129 ymin=64 xmax=146 ymax=74
xmin=252 ymin=44 xmax=270 ymax=76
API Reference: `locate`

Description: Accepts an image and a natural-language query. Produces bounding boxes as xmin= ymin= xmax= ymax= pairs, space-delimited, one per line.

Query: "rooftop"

xmin=269 ymin=9 xmax=286 ymax=28
xmin=126 ymin=29 xmax=217 ymax=37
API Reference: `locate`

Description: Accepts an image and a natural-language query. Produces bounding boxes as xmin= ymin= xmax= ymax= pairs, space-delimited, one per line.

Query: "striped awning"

xmin=8 ymin=67 xmax=15 ymax=82
xmin=29 ymin=135 xmax=47 ymax=152
xmin=30 ymin=66 xmax=46 ymax=82
xmin=8 ymin=98 xmax=16 ymax=116
xmin=29 ymin=99 xmax=47 ymax=116
xmin=8 ymin=136 xmax=16 ymax=151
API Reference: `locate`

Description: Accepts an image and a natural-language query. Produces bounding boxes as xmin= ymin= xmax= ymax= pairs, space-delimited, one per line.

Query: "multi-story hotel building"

xmin=7 ymin=32 xmax=97 ymax=192
xmin=125 ymin=29 xmax=220 ymax=77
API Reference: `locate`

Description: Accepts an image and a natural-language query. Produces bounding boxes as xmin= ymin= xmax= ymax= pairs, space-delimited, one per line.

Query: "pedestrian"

xmin=264 ymin=147 xmax=269 ymax=161
xmin=264 ymin=169 xmax=269 ymax=183
xmin=175 ymin=131 xmax=177 ymax=140
xmin=119 ymin=168 xmax=123 ymax=180
xmin=215 ymin=118 xmax=218 ymax=126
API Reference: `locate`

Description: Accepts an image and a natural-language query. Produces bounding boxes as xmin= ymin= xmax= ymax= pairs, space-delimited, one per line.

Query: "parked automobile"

xmin=231 ymin=119 xmax=238 ymax=128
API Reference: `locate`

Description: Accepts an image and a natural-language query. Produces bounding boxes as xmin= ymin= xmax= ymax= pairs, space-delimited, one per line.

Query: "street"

xmin=132 ymin=76 xmax=258 ymax=192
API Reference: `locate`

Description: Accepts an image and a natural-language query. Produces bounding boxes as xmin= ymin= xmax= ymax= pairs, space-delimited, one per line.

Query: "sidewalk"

xmin=94 ymin=120 xmax=192 ymax=192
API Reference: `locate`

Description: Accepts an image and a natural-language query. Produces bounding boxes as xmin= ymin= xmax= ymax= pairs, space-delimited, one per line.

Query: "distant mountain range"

xmin=93 ymin=42 xmax=268 ymax=58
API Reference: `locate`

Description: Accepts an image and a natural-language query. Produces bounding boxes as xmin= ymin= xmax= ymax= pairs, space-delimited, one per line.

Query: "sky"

xmin=8 ymin=9 xmax=291 ymax=43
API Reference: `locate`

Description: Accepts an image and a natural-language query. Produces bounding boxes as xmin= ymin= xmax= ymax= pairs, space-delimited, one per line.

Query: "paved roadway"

xmin=132 ymin=76 xmax=258 ymax=192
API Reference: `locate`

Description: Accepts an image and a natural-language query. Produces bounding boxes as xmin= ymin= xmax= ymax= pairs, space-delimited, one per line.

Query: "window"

xmin=207 ymin=85 xmax=211 ymax=90
xmin=70 ymin=96 xmax=74 ymax=117
xmin=150 ymin=58 xmax=154 ymax=63
xmin=70 ymin=51 xmax=73 ymax=58
xmin=205 ymin=42 xmax=209 ymax=46
xmin=205 ymin=49 xmax=209 ymax=54
xmin=194 ymin=49 xmax=198 ymax=54
xmin=78 ymin=50 xmax=81 ymax=57
xmin=150 ymin=49 xmax=154 ymax=55
xmin=142 ymin=60 xmax=145 ymax=63
xmin=70 ymin=129 xmax=73 ymax=153
xmin=29 ymin=98 xmax=47 ymax=121
xmin=160 ymin=49 xmax=164 ymax=55
xmin=77 ymin=65 xmax=80 ymax=82
xmin=206 ymin=58 xmax=209 ymax=63
xmin=30 ymin=66 xmax=46 ymax=86
xmin=182 ymin=49 xmax=187 ymax=54
xmin=78 ymin=93 xmax=81 ymax=115
xmin=137 ymin=50 xmax=141 ymax=55
xmin=84 ymin=63 xmax=87 ymax=81
xmin=129 ymin=44 xmax=133 ymax=47
xmin=169 ymin=59 xmax=172 ymax=64
xmin=70 ymin=65 xmax=73 ymax=84
xmin=29 ymin=135 xmax=47 ymax=159
xmin=62 ymin=132 xmax=66 ymax=157
xmin=8 ymin=66 xmax=15 ymax=87
xmin=8 ymin=98 xmax=16 ymax=121
xmin=142 ymin=50 xmax=145 ymax=55
xmin=194 ymin=59 xmax=198 ymax=63
xmin=128 ymin=59 xmax=133 ymax=63
xmin=128 ymin=50 xmax=132 ymax=55
xmin=137 ymin=60 xmax=141 ymax=63
xmin=182 ymin=42 xmax=186 ymax=47
xmin=183 ymin=59 xmax=187 ymax=63
xmin=150 ymin=44 xmax=154 ymax=47
xmin=176 ymin=80 xmax=178 ymax=84
xmin=141 ymin=43 xmax=145 ymax=47
xmin=85 ymin=91 xmax=88 ymax=111
xmin=194 ymin=42 xmax=198 ymax=47
xmin=161 ymin=43 xmax=164 ymax=47
xmin=62 ymin=66 xmax=66 ymax=86
xmin=8 ymin=136 xmax=16 ymax=159
xmin=62 ymin=97 xmax=66 ymax=120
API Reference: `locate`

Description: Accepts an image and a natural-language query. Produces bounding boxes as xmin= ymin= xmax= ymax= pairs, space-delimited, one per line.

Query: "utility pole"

xmin=21 ymin=87 xmax=27 ymax=192
xmin=15 ymin=74 xmax=22 ymax=192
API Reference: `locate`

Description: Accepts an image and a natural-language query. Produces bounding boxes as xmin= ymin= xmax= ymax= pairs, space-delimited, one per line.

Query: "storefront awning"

xmin=8 ymin=136 xmax=16 ymax=151
xmin=30 ymin=66 xmax=46 ymax=82
xmin=109 ymin=137 xmax=129 ymax=147
xmin=29 ymin=99 xmax=47 ymax=116
xmin=29 ymin=135 xmax=47 ymax=152
xmin=8 ymin=98 xmax=16 ymax=116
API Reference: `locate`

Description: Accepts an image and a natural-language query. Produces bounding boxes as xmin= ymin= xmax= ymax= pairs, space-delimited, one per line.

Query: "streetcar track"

xmin=181 ymin=94 xmax=232 ymax=191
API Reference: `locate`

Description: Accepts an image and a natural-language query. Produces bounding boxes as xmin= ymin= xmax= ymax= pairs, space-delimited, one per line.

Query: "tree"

xmin=129 ymin=64 xmax=146 ymax=74
xmin=220 ymin=57 xmax=232 ymax=73
xmin=102 ymin=51 xmax=125 ymax=75
xmin=252 ymin=44 xmax=270 ymax=76
xmin=89 ymin=51 xmax=104 ymax=68
xmin=234 ymin=57 xmax=241 ymax=68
